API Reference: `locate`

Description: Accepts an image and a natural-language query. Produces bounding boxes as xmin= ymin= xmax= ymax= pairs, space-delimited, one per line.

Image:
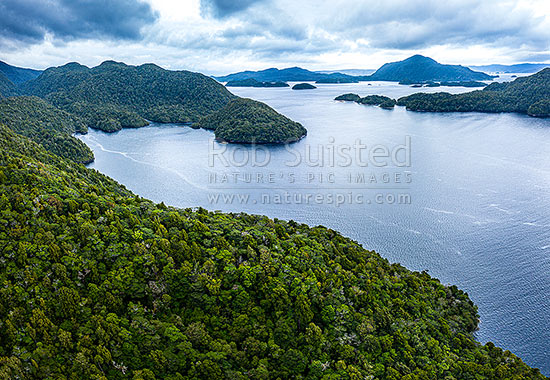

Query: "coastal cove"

xmin=79 ymin=80 xmax=550 ymax=374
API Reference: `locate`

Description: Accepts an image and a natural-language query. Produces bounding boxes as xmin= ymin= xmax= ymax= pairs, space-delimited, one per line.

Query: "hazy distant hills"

xmin=213 ymin=66 xmax=361 ymax=83
xmin=0 ymin=60 xmax=42 ymax=85
xmin=316 ymin=69 xmax=375 ymax=76
xmin=469 ymin=63 xmax=550 ymax=74
xmin=369 ymin=55 xmax=494 ymax=82
xmin=214 ymin=55 xmax=496 ymax=84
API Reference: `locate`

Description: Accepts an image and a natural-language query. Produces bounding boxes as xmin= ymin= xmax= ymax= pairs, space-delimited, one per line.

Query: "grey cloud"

xmin=200 ymin=0 xmax=266 ymax=18
xmin=0 ymin=0 xmax=158 ymax=44
xmin=316 ymin=0 xmax=549 ymax=50
xmin=194 ymin=0 xmax=549 ymax=63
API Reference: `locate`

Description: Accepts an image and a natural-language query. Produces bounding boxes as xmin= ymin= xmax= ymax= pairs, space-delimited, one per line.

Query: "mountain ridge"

xmin=0 ymin=60 xmax=43 ymax=85
xmin=369 ymin=55 xmax=495 ymax=82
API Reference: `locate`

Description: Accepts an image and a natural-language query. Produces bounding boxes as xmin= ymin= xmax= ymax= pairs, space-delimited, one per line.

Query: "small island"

xmin=335 ymin=93 xmax=397 ymax=108
xmin=335 ymin=93 xmax=361 ymax=101
xmin=292 ymin=83 xmax=317 ymax=90
xmin=226 ymin=78 xmax=289 ymax=87
xmin=195 ymin=98 xmax=307 ymax=143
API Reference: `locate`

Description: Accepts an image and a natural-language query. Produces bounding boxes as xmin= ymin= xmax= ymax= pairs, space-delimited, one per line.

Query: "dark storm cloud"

xmin=0 ymin=0 xmax=159 ymax=44
xmin=200 ymin=0 xmax=266 ymax=18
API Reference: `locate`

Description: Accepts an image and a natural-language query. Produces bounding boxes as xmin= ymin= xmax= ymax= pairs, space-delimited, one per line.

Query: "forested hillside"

xmin=0 ymin=72 xmax=18 ymax=98
xmin=398 ymin=68 xmax=550 ymax=117
xmin=0 ymin=96 xmax=93 ymax=163
xmin=21 ymin=61 xmax=236 ymax=132
xmin=0 ymin=61 xmax=42 ymax=85
xmin=0 ymin=124 xmax=546 ymax=379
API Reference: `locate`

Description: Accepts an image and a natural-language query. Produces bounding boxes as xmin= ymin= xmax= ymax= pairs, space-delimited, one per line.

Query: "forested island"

xmin=0 ymin=121 xmax=546 ymax=378
xmin=196 ymin=98 xmax=307 ymax=143
xmin=398 ymin=68 xmax=550 ymax=117
xmin=292 ymin=83 xmax=317 ymax=90
xmin=0 ymin=60 xmax=307 ymax=147
xmin=226 ymin=78 xmax=289 ymax=87
xmin=335 ymin=93 xmax=397 ymax=108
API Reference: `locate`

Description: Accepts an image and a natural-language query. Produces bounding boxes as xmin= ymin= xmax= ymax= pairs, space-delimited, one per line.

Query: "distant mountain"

xmin=316 ymin=76 xmax=359 ymax=84
xmin=214 ymin=66 xmax=359 ymax=83
xmin=469 ymin=63 xmax=550 ymax=74
xmin=316 ymin=69 xmax=375 ymax=76
xmin=0 ymin=60 xmax=42 ymax=84
xmin=397 ymin=68 xmax=550 ymax=117
xmin=369 ymin=55 xmax=494 ymax=82
xmin=0 ymin=71 xmax=19 ymax=98
xmin=226 ymin=78 xmax=289 ymax=87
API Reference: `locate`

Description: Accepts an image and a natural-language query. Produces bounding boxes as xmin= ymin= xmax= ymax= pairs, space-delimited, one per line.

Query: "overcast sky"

xmin=0 ymin=0 xmax=549 ymax=75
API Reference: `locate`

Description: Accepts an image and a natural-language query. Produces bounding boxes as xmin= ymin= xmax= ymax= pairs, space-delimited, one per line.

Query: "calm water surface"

xmin=79 ymin=80 xmax=550 ymax=374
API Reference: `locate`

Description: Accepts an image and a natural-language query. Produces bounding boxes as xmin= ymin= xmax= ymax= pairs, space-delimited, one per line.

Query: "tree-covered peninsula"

xmin=196 ymin=98 xmax=307 ymax=143
xmin=397 ymin=68 xmax=550 ymax=117
xmin=0 ymin=123 xmax=546 ymax=379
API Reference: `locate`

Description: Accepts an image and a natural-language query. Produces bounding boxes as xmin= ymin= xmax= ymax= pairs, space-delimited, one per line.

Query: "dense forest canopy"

xmin=0 ymin=72 xmax=19 ymax=98
xmin=0 ymin=124 xmax=546 ymax=379
xmin=196 ymin=98 xmax=307 ymax=143
xmin=397 ymin=68 xmax=550 ymax=117
xmin=0 ymin=96 xmax=93 ymax=164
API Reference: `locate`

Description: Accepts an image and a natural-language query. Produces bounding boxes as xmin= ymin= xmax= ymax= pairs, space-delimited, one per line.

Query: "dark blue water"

xmin=79 ymin=81 xmax=550 ymax=374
